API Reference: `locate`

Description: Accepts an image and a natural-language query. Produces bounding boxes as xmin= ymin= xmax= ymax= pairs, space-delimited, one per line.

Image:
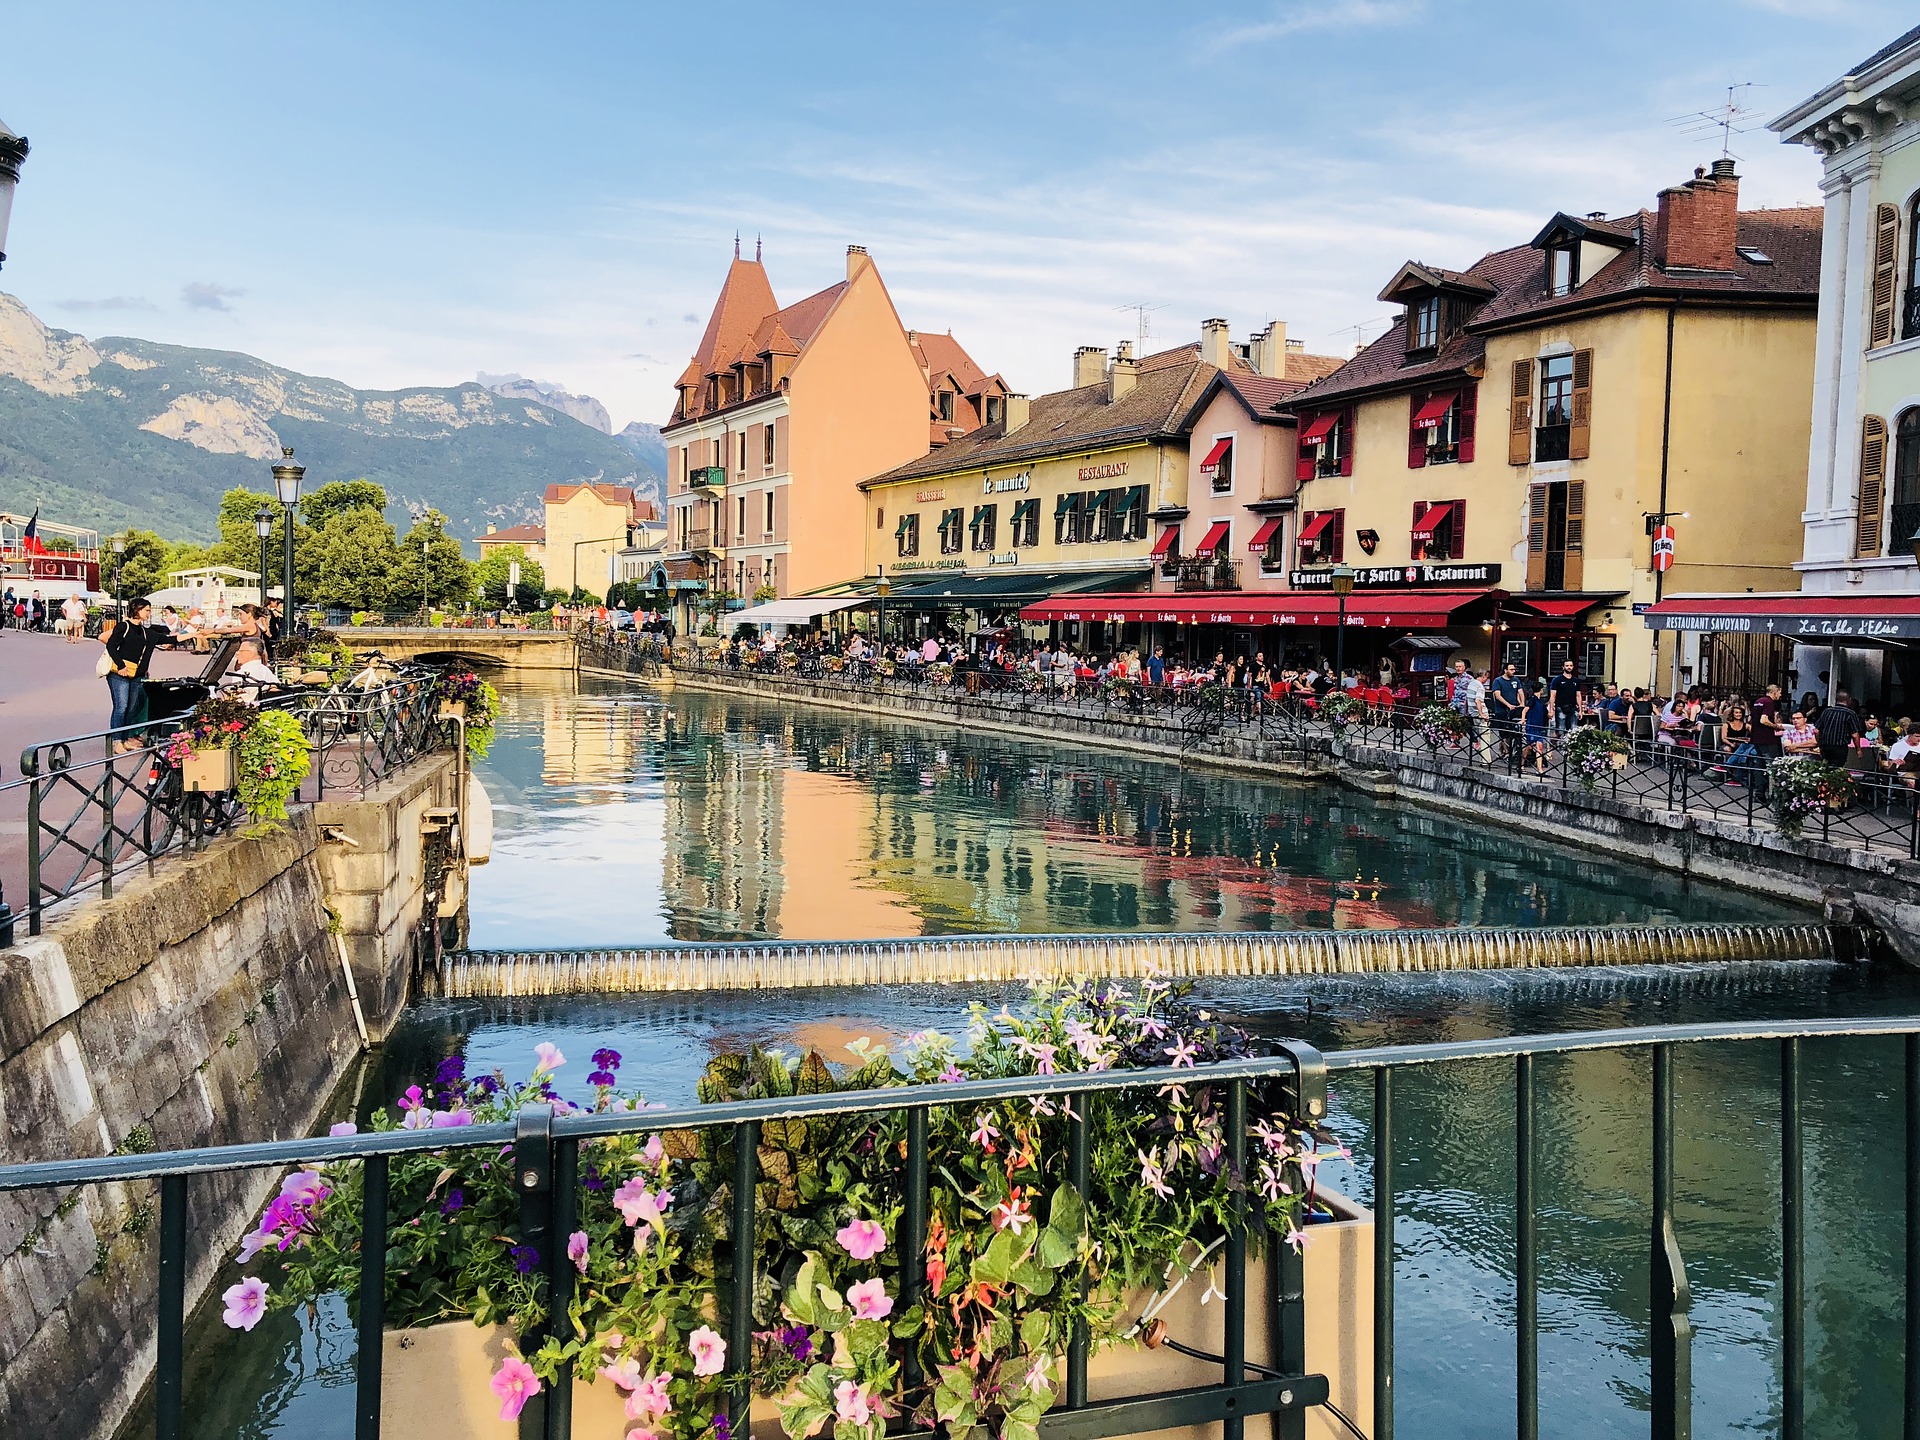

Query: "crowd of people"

xmin=98 ymin=597 xmax=291 ymax=748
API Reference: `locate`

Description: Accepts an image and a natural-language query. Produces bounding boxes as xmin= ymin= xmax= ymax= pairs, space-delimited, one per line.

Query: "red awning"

xmin=1199 ymin=437 xmax=1233 ymax=473
xmin=1412 ymin=393 xmax=1456 ymax=429
xmin=1149 ymin=525 xmax=1181 ymax=559
xmin=1296 ymin=512 xmax=1333 ymax=545
xmin=1193 ymin=521 xmax=1231 ymax=558
xmin=1520 ymin=597 xmax=1601 ymax=618
xmin=1299 ymin=414 xmax=1338 ymax=443
xmin=1020 ymin=589 xmax=1498 ymax=629
xmin=1410 ymin=501 xmax=1453 ymax=542
xmin=1246 ymin=518 xmax=1283 ymax=552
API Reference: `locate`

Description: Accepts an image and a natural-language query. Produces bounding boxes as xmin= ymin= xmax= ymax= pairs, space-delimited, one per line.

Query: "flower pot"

xmin=439 ymin=700 xmax=468 ymax=722
xmin=378 ymin=1191 xmax=1372 ymax=1440
xmin=181 ymin=746 xmax=236 ymax=793
xmin=1610 ymin=751 xmax=1630 ymax=770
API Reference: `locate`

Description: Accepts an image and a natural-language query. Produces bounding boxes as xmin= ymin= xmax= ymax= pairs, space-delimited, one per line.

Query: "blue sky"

xmin=2 ymin=1 xmax=1913 ymax=430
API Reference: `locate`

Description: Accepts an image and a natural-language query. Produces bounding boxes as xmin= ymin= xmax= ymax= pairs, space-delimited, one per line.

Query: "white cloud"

xmin=180 ymin=281 xmax=246 ymax=312
xmin=1202 ymin=0 xmax=1427 ymax=52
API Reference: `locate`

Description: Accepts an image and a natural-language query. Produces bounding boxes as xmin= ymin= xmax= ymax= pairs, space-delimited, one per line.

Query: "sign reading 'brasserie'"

xmin=1289 ymin=563 xmax=1502 ymax=590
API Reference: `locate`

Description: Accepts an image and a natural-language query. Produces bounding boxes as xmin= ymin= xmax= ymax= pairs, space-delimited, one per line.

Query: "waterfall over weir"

xmin=432 ymin=923 xmax=1852 ymax=997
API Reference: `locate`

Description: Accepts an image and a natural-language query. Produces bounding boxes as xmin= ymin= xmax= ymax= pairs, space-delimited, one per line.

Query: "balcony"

xmin=1906 ymin=286 xmax=1920 ymax=341
xmin=1890 ymin=502 xmax=1920 ymax=555
xmin=1534 ymin=424 xmax=1571 ymax=463
xmin=1172 ymin=558 xmax=1242 ymax=592
xmin=687 ymin=527 xmax=724 ymax=557
xmin=689 ymin=466 xmax=727 ymax=495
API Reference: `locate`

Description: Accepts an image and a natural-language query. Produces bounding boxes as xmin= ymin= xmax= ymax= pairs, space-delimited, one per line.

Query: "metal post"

xmin=1651 ymin=1044 xmax=1693 ymax=1440
xmin=514 ymin=1105 xmax=554 ymax=1440
xmin=547 ymin=1139 xmax=577 ymax=1440
xmin=156 ymin=1172 xmax=187 ymax=1440
xmin=728 ymin=1119 xmax=760 ymax=1425
xmin=1068 ymin=1096 xmax=1091 ymax=1408
xmin=1907 ymin=1033 xmax=1919 ymax=1440
xmin=357 ymin=1155 xmax=388 ymax=1440
xmin=902 ymin=1107 xmax=929 ymax=1391
xmin=1224 ymin=1079 xmax=1248 ymax=1440
xmin=282 ymin=507 xmax=296 ymax=641
xmin=1782 ymin=1038 xmax=1803 ymax=1440
xmin=1517 ymin=1055 xmax=1536 ymax=1440
xmin=1374 ymin=1067 xmax=1394 ymax=1440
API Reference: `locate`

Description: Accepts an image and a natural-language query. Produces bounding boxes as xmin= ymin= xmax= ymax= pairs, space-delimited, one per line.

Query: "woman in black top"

xmin=103 ymin=599 xmax=174 ymax=748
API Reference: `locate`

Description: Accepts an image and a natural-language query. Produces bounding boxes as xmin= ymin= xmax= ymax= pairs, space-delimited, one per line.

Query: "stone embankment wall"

xmin=666 ymin=669 xmax=1920 ymax=930
xmin=0 ymin=752 xmax=456 ymax=1440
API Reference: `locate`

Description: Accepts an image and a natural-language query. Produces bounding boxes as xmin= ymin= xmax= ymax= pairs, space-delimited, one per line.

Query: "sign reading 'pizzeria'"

xmin=1077 ymin=461 xmax=1129 ymax=481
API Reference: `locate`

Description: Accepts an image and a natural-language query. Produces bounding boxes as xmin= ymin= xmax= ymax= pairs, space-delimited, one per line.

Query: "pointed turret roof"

xmin=691 ymin=257 xmax=779 ymax=379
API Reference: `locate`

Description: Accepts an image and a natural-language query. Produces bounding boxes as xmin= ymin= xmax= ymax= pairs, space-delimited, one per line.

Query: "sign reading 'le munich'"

xmin=983 ymin=472 xmax=1030 ymax=494
xmin=1289 ymin=562 xmax=1503 ymax=590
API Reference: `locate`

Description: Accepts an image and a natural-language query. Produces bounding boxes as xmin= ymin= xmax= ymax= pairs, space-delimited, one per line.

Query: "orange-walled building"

xmin=661 ymin=243 xmax=1002 ymax=627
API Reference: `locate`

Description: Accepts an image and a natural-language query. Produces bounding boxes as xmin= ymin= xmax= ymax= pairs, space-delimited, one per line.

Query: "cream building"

xmin=543 ymin=482 xmax=655 ymax=599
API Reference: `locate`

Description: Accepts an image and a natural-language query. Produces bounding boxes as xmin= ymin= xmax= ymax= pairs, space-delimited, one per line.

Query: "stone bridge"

xmin=327 ymin=626 xmax=578 ymax=671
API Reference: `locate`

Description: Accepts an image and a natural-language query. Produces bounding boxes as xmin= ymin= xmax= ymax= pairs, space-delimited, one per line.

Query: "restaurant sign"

xmin=1077 ymin=461 xmax=1130 ymax=481
xmin=1647 ymin=610 xmax=1920 ymax=640
xmin=984 ymin=472 xmax=1031 ymax=494
xmin=1289 ymin=562 xmax=1502 ymax=589
xmin=890 ymin=558 xmax=967 ymax=573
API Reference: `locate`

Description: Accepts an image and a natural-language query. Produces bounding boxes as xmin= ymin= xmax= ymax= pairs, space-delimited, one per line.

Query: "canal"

xmin=159 ymin=678 xmax=1919 ymax=1440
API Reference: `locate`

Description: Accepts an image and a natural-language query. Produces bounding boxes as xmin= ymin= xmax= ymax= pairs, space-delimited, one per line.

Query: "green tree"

xmin=311 ymin=506 xmax=401 ymax=610
xmin=301 ymin=479 xmax=390 ymax=532
xmin=104 ymin=528 xmax=172 ymax=603
xmin=395 ymin=510 xmax=473 ymax=611
xmin=473 ymin=544 xmax=545 ymax=609
xmin=208 ymin=487 xmax=316 ymax=595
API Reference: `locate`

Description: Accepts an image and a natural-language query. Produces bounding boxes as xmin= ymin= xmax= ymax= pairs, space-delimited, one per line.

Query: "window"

xmin=765 ymin=557 xmax=776 ymax=593
xmin=1297 ymin=508 xmax=1344 ymax=563
xmin=1408 ymin=386 xmax=1477 ymax=467
xmin=1296 ymin=413 xmax=1351 ymax=479
xmin=1891 ymin=409 xmax=1920 ymax=553
xmin=764 ymin=425 xmax=775 ymax=469
xmin=896 ymin=513 xmax=920 ymax=557
xmin=1086 ymin=489 xmax=1119 ymax=542
xmin=764 ymin=490 xmax=775 ymax=537
xmin=1412 ymin=499 xmax=1466 ymax=561
xmin=737 ymin=432 xmax=747 ymax=473
xmin=939 ymin=507 xmax=964 ymax=554
xmin=1907 ymin=197 xmax=1920 ymax=341
xmin=985 ymin=396 xmax=1003 ymax=425
xmin=1203 ymin=437 xmax=1234 ymax=493
xmin=1536 ymin=355 xmax=1574 ymax=460
xmin=1409 ymin=296 xmax=1441 ymax=351
xmin=970 ymin=503 xmax=997 ymax=551
xmin=1055 ymin=491 xmax=1085 ymax=545
xmin=1548 ymin=245 xmax=1576 ymax=297
xmin=1011 ymin=498 xmax=1039 ymax=547
xmin=1117 ymin=484 xmax=1148 ymax=541
xmin=937 ymin=391 xmax=955 ymax=422
xmin=736 ymin=495 xmax=748 ymax=540
xmin=1873 ymin=203 xmax=1901 ymax=348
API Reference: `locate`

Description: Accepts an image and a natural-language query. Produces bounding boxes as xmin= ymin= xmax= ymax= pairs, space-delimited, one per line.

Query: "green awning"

xmin=885 ymin=567 xmax=1148 ymax=610
xmin=1011 ymin=497 xmax=1039 ymax=523
xmin=1055 ymin=493 xmax=1082 ymax=516
xmin=1114 ymin=485 xmax=1145 ymax=518
xmin=894 ymin=513 xmax=914 ymax=537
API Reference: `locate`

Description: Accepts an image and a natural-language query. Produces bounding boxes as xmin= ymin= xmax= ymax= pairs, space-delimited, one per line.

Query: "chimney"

xmin=1004 ymin=393 xmax=1031 ymax=432
xmin=1653 ymin=162 xmax=1740 ymax=272
xmin=486 ymin=523 xmax=497 ymax=535
xmin=1074 ymin=345 xmax=1108 ymax=388
xmin=1200 ymin=317 xmax=1232 ymax=369
xmin=1250 ymin=320 xmax=1287 ymax=378
xmin=1116 ymin=340 xmax=1134 ymax=362
xmin=846 ymin=244 xmax=869 ymax=279
xmin=1108 ymin=351 xmax=1138 ymax=402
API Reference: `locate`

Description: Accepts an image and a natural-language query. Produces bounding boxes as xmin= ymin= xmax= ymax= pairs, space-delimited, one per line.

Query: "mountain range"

xmin=474 ymin=371 xmax=668 ymax=480
xmin=0 ymin=293 xmax=664 ymax=547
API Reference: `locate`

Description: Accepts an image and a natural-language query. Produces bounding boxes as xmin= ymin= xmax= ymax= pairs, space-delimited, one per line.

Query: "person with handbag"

xmin=101 ymin=598 xmax=173 ymax=750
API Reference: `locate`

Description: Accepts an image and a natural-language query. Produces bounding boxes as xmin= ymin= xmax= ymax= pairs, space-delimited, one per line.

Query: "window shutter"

xmin=1296 ymin=427 xmax=1316 ymax=483
xmin=1408 ymin=395 xmax=1428 ymax=469
xmin=1508 ymin=360 xmax=1534 ymax=465
xmin=1568 ymin=350 xmax=1593 ymax=460
xmin=1872 ymin=205 xmax=1901 ymax=349
xmin=1526 ymin=484 xmax=1548 ymax=589
xmin=1338 ymin=413 xmax=1354 ymax=476
xmin=1563 ymin=481 xmax=1585 ymax=590
xmin=1458 ymin=383 xmax=1477 ymax=464
xmin=1329 ymin=509 xmax=1345 ymax=562
xmin=1412 ymin=501 xmax=1428 ymax=558
xmin=1450 ymin=498 xmax=1467 ymax=560
xmin=1858 ymin=414 xmax=1889 ymax=557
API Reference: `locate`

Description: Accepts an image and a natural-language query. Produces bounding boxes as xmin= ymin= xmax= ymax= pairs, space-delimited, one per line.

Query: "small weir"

xmin=432 ymin=921 xmax=1851 ymax=996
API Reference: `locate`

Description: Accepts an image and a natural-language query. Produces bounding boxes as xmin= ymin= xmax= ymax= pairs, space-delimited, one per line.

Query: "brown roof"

xmin=480 ymin=523 xmax=545 ymax=544
xmin=1284 ymin=350 xmax=1346 ymax=384
xmin=544 ymin=482 xmax=642 ymax=521
xmin=863 ymin=357 xmax=1217 ymax=487
xmin=1285 ymin=203 xmax=1822 ymax=409
xmin=911 ymin=331 xmax=988 ymax=393
xmin=689 ymin=257 xmax=777 ymax=380
xmin=738 ymin=282 xmax=846 ymax=365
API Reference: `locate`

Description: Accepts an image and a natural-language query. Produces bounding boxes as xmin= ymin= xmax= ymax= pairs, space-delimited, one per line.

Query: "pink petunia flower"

xmin=600 ymin=1355 xmax=643 ymax=1391
xmin=490 ymin=1356 xmax=541 ymax=1422
xmin=626 ymin=1372 xmax=673 ymax=1422
xmin=643 ymin=1134 xmax=665 ymax=1164
xmin=221 ymin=1276 xmax=269 ymax=1330
xmin=567 ymin=1230 xmax=590 ymax=1274
xmin=937 ymin=1062 xmax=965 ymax=1083
xmin=688 ymin=1325 xmax=727 ymax=1377
xmin=614 ymin=1177 xmax=665 ymax=1229
xmin=836 ymin=1218 xmax=887 ymax=1261
xmin=533 ymin=1042 xmax=566 ymax=1075
xmin=847 ymin=1277 xmax=893 ymax=1321
xmin=328 ymin=1121 xmax=358 ymax=1136
xmin=835 ymin=1380 xmax=873 ymax=1425
xmin=969 ymin=1113 xmax=1001 ymax=1152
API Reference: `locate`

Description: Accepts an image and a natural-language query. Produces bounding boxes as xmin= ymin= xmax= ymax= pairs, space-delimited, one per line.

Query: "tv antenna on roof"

xmin=1116 ymin=301 xmax=1165 ymax=353
xmin=1667 ymin=83 xmax=1765 ymax=160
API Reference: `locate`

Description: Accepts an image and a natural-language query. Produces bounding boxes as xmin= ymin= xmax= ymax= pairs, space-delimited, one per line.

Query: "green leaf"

xmin=1008 ymin=1258 xmax=1056 ymax=1297
xmin=1003 ymin=1420 xmax=1040 ymax=1440
xmin=934 ymin=1361 xmax=979 ymax=1427
xmin=785 ymin=1257 xmax=822 ymax=1326
xmin=780 ymin=1400 xmax=833 ymax=1440
xmin=970 ymin=1227 xmax=1022 ymax=1286
xmin=847 ymin=1317 xmax=888 ymax=1366
xmin=1020 ymin=1311 xmax=1052 ymax=1354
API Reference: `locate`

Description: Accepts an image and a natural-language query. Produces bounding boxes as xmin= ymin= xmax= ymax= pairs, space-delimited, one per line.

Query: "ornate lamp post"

xmin=270 ymin=448 xmax=304 ymax=632
xmin=0 ymin=119 xmax=29 ymax=272
xmin=1330 ymin=562 xmax=1355 ymax=683
xmin=253 ymin=507 xmax=274 ymax=609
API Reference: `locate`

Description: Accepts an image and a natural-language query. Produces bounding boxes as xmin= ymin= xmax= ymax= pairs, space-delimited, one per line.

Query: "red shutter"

xmin=1457 ymin=383 xmax=1477 ymax=464
xmin=1450 ymin=498 xmax=1466 ymax=559
xmin=1295 ymin=433 xmax=1315 ymax=483
xmin=1408 ymin=395 xmax=1428 ymax=468
xmin=1338 ymin=412 xmax=1354 ymax=476
xmin=1412 ymin=501 xmax=1428 ymax=559
xmin=1329 ymin=509 xmax=1346 ymax=561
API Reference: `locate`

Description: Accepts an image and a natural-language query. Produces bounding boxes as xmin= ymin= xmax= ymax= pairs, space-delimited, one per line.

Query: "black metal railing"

xmin=1171 ymin=559 xmax=1242 ymax=592
xmin=1890 ymin=501 xmax=1920 ymax=556
xmin=1534 ymin=425 xmax=1571 ymax=462
xmin=576 ymin=625 xmax=670 ymax=678
xmin=3 ymin=674 xmax=449 ymax=938
xmin=4 ymin=1018 xmax=1918 ymax=1440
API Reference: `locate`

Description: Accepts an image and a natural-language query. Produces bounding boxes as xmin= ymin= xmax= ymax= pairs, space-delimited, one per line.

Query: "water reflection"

xmin=467 ymin=678 xmax=1804 ymax=948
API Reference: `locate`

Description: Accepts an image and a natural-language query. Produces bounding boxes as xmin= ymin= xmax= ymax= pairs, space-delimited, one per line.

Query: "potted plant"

xmin=433 ymin=670 xmax=501 ymax=759
xmin=164 ymin=695 xmax=254 ymax=793
xmin=224 ymin=983 xmax=1365 ymax=1438
xmin=1316 ymin=692 xmax=1365 ymax=729
xmin=1563 ymin=726 xmax=1631 ymax=791
xmin=1415 ymin=703 xmax=1467 ymax=750
xmin=1767 ymin=757 xmax=1858 ymax=837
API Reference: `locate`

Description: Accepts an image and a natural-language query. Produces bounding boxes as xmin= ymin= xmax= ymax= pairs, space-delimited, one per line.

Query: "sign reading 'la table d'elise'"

xmin=1289 ymin=563 xmax=1502 ymax=590
xmin=1648 ymin=610 xmax=1920 ymax=639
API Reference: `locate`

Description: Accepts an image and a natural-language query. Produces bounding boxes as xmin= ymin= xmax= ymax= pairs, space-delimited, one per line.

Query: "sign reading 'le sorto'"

xmin=1289 ymin=563 xmax=1502 ymax=590
xmin=1077 ymin=461 xmax=1130 ymax=481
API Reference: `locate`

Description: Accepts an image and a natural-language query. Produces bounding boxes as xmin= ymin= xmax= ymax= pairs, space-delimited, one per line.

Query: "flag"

xmin=21 ymin=506 xmax=45 ymax=556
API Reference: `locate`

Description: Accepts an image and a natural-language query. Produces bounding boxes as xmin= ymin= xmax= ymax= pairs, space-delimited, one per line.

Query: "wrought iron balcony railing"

xmin=1172 ymin=559 xmax=1242 ymax=592
xmin=1889 ymin=501 xmax=1920 ymax=556
xmin=689 ymin=466 xmax=727 ymax=492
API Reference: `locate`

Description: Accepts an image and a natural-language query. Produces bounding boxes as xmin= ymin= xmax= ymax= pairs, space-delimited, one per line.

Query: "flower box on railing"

xmin=181 ymin=746 xmax=236 ymax=793
xmin=438 ymin=700 xmax=467 ymax=722
xmin=378 ymin=1192 xmax=1373 ymax=1440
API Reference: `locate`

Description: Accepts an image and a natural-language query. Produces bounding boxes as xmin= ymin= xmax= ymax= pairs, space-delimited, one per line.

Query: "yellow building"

xmin=1279 ymin=160 xmax=1820 ymax=688
xmin=543 ymin=482 xmax=655 ymax=599
xmin=476 ymin=522 xmax=547 ymax=569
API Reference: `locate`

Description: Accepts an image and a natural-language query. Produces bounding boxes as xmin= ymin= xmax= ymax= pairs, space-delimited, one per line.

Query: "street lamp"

xmin=110 ymin=535 xmax=125 ymax=620
xmin=270 ymin=448 xmax=304 ymax=631
xmin=1329 ymin=562 xmax=1355 ymax=683
xmin=875 ymin=566 xmax=890 ymax=645
xmin=0 ymin=119 xmax=29 ymax=271
xmin=253 ymin=507 xmax=274 ymax=610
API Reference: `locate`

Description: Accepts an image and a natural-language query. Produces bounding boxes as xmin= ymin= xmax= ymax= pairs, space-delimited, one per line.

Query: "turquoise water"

xmin=156 ymin=677 xmax=1919 ymax=1440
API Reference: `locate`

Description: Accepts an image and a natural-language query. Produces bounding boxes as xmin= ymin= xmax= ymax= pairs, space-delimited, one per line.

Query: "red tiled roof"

xmin=480 ymin=523 xmax=545 ymax=544
xmin=545 ymin=481 xmax=638 ymax=512
xmin=912 ymin=331 xmax=988 ymax=394
xmin=690 ymin=257 xmax=778 ymax=380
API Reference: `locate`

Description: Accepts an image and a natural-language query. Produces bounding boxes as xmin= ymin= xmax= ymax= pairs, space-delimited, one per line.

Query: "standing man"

xmin=60 ymin=592 xmax=87 ymax=643
xmin=1814 ymin=689 xmax=1863 ymax=765
xmin=1548 ymin=659 xmax=1582 ymax=735
xmin=1449 ymin=659 xmax=1491 ymax=763
xmin=1146 ymin=646 xmax=1166 ymax=688
xmin=1490 ymin=661 xmax=1524 ymax=759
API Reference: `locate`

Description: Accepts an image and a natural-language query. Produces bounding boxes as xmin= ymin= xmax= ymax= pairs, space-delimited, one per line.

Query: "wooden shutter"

xmin=1408 ymin=396 xmax=1428 ymax=468
xmin=1508 ymin=360 xmax=1534 ymax=465
xmin=1526 ymin=484 xmax=1548 ymax=588
xmin=1858 ymin=414 xmax=1889 ymax=557
xmin=1296 ymin=426 xmax=1316 ymax=483
xmin=1458 ymin=383 xmax=1477 ymax=464
xmin=1338 ymin=413 xmax=1354 ymax=476
xmin=1872 ymin=205 xmax=1901 ymax=349
xmin=1329 ymin=509 xmax=1345 ymax=562
xmin=1568 ymin=349 xmax=1594 ymax=460
xmin=1563 ymin=481 xmax=1586 ymax=590
xmin=1411 ymin=501 xmax=1428 ymax=559
xmin=1450 ymin=498 xmax=1466 ymax=560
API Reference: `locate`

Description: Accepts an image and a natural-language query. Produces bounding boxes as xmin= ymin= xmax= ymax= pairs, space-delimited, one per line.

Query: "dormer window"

xmin=985 ymin=396 xmax=1003 ymax=424
xmin=1409 ymin=296 xmax=1441 ymax=352
xmin=937 ymin=390 xmax=955 ymax=422
xmin=1548 ymin=245 xmax=1577 ymax=297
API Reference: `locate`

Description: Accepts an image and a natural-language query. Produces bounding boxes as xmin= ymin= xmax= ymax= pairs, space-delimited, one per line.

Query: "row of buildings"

xmin=645 ymin=24 xmax=1920 ymax=711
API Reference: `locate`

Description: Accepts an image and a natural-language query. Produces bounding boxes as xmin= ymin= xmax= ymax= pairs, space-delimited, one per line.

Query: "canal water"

xmin=161 ymin=678 xmax=1920 ymax=1440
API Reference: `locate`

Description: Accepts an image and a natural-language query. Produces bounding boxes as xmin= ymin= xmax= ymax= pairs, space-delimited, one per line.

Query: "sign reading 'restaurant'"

xmin=1289 ymin=563 xmax=1502 ymax=590
xmin=1077 ymin=461 xmax=1129 ymax=481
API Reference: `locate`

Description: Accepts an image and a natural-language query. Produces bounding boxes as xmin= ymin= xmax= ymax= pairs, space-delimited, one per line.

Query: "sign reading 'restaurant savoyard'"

xmin=1077 ymin=461 xmax=1129 ymax=481
xmin=1289 ymin=563 xmax=1502 ymax=589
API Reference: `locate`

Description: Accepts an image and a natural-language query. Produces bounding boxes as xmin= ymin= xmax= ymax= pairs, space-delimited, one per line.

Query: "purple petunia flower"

xmin=510 ymin=1244 xmax=539 ymax=1274
xmin=591 ymin=1047 xmax=622 ymax=1072
xmin=713 ymin=1414 xmax=733 ymax=1440
xmin=440 ymin=1188 xmax=465 ymax=1216
xmin=583 ymin=1166 xmax=607 ymax=1192
xmin=588 ymin=1070 xmax=617 ymax=1088
xmin=778 ymin=1325 xmax=814 ymax=1362
xmin=435 ymin=1055 xmax=467 ymax=1085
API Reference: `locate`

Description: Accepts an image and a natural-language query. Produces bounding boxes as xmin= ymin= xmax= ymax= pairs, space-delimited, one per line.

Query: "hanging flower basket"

xmin=181 ymin=746 xmax=236 ymax=793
